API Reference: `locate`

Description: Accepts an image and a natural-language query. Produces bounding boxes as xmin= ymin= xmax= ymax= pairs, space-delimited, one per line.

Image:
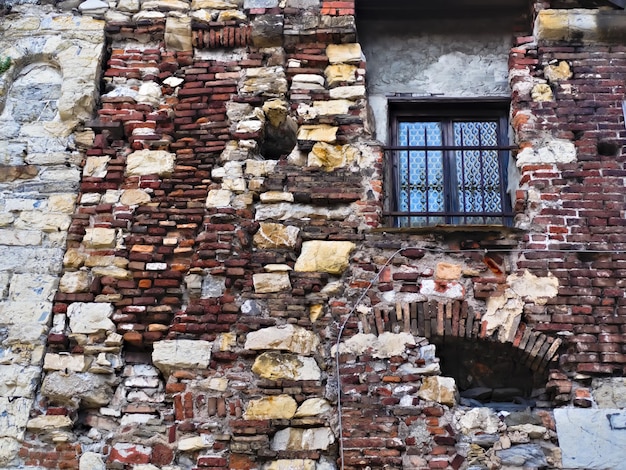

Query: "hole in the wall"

xmin=597 ymin=139 xmax=621 ymax=156
xmin=260 ymin=117 xmax=297 ymax=159
xmin=576 ymin=250 xmax=612 ymax=264
xmin=434 ymin=337 xmax=546 ymax=410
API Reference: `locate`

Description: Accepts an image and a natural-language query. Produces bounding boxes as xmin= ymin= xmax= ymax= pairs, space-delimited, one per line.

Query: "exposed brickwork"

xmin=4 ymin=0 xmax=626 ymax=469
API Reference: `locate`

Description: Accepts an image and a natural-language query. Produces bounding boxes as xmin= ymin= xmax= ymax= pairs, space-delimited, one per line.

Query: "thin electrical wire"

xmin=333 ymin=243 xmax=626 ymax=469
xmin=335 ymin=247 xmax=403 ymax=470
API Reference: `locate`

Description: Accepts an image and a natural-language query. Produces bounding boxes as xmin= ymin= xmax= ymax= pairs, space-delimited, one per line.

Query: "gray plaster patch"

xmin=286 ymin=0 xmax=318 ymax=7
xmin=592 ymin=378 xmax=626 ymax=408
xmin=555 ymin=408 xmax=626 ymax=469
xmin=244 ymin=0 xmax=278 ymax=7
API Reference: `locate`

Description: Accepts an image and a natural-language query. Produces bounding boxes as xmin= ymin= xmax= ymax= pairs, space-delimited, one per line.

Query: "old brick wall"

xmin=2 ymin=0 xmax=626 ymax=469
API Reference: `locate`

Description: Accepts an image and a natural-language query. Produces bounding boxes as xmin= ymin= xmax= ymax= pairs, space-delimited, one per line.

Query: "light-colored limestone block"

xmin=294 ymin=240 xmax=355 ymax=275
xmin=544 ymin=61 xmax=572 ymax=82
xmin=79 ymin=452 xmax=106 ymax=470
xmin=329 ymin=85 xmax=365 ymax=100
xmin=259 ymin=191 xmax=294 ymax=203
xmin=83 ymin=228 xmax=117 ymax=249
xmin=324 ymin=64 xmax=357 ymax=86
xmin=59 ymin=271 xmax=91 ymax=293
xmin=120 ymin=189 xmax=151 ymax=205
xmin=0 ymin=397 xmax=31 ymax=439
xmin=253 ymin=223 xmax=300 ymax=249
xmin=91 ymin=266 xmax=131 ymax=279
xmin=454 ymin=407 xmax=501 ymax=435
xmin=84 ymin=156 xmax=110 ymax=178
xmin=516 ymin=138 xmax=576 ymax=166
xmin=263 ymin=460 xmax=316 ymax=470
xmin=418 ymin=376 xmax=457 ymax=407
xmin=126 ymin=149 xmax=176 ymax=177
xmin=0 ymin=365 xmax=41 ymax=398
xmin=334 ymin=332 xmax=415 ymax=359
xmin=252 ymin=352 xmax=321 ymax=381
xmin=8 ymin=273 xmax=58 ymax=302
xmin=26 ymin=415 xmax=73 ymax=431
xmin=191 ymin=0 xmax=238 ymax=9
xmin=326 ymin=43 xmax=362 ymax=64
xmin=206 ymin=189 xmax=232 ymax=208
xmin=44 ymin=353 xmax=92 ymax=373
xmin=245 ymin=324 xmax=320 ymax=355
xmin=178 ymin=435 xmax=213 ymax=451
xmin=245 ymin=159 xmax=276 ymax=177
xmin=483 ymin=271 xmax=558 ymax=342
xmin=240 ymin=67 xmax=288 ymax=96
xmin=531 ymin=83 xmax=553 ymax=102
xmin=244 ymin=395 xmax=298 ymax=420
xmin=294 ymin=398 xmax=331 ymax=417
xmin=297 ymin=125 xmax=338 ymax=144
xmin=48 ymin=194 xmax=77 ymax=214
xmin=152 ymin=340 xmax=212 ymax=376
xmin=253 ymin=273 xmax=291 ymax=293
xmin=307 ymin=142 xmax=359 ymax=171
xmin=67 ymin=302 xmax=115 ymax=334
xmin=262 ymin=99 xmax=290 ymax=127
xmin=271 ymin=427 xmax=335 ymax=451
xmin=165 ymin=16 xmax=192 ymax=51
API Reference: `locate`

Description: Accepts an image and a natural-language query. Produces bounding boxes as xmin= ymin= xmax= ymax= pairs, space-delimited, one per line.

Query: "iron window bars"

xmin=384 ymin=100 xmax=515 ymax=227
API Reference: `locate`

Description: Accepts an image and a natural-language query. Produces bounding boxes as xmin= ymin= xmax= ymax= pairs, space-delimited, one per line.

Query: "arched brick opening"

xmin=367 ymin=301 xmax=561 ymax=367
xmin=365 ymin=300 xmax=562 ymax=405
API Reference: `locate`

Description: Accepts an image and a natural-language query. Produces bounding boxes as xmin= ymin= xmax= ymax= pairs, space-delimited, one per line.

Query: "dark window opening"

xmin=435 ymin=337 xmax=548 ymax=411
xmin=384 ymin=100 xmax=514 ymax=228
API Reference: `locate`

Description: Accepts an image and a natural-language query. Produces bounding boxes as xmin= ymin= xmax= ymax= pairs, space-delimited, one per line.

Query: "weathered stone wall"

xmin=0 ymin=8 xmax=105 ymax=466
xmin=2 ymin=0 xmax=626 ymax=469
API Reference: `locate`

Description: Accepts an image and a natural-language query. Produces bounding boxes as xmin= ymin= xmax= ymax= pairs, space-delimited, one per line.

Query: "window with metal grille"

xmin=385 ymin=100 xmax=514 ymax=227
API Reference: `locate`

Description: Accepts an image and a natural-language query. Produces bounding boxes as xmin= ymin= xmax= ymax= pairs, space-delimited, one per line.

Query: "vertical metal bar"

xmin=405 ymin=125 xmax=411 ymax=224
xmin=478 ymin=124 xmax=486 ymax=223
xmin=424 ymin=124 xmax=429 ymax=226
xmin=460 ymin=124 xmax=467 ymax=224
xmin=498 ymin=116 xmax=510 ymax=226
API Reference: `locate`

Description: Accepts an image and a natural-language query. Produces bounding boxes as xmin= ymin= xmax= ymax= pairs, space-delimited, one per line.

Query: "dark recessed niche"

xmin=434 ymin=337 xmax=545 ymax=409
xmin=597 ymin=139 xmax=621 ymax=157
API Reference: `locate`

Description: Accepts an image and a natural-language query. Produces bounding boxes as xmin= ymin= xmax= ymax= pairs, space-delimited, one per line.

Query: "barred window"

xmin=385 ymin=100 xmax=514 ymax=227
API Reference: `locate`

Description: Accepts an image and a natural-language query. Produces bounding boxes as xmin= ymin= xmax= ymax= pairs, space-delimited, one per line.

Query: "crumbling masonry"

xmin=2 ymin=0 xmax=626 ymax=469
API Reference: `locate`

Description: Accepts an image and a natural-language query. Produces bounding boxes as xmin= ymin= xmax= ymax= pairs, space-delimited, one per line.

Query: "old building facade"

xmin=1 ymin=0 xmax=626 ymax=468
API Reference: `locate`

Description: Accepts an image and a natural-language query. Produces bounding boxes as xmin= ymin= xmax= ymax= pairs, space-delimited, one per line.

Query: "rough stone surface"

xmin=245 ymin=324 xmax=320 ymax=355
xmin=294 ymin=241 xmax=355 ymax=275
xmin=418 ymin=376 xmax=457 ymax=407
xmin=271 ymin=427 xmax=335 ymax=451
xmin=252 ymin=272 xmax=291 ymax=293
xmin=243 ymin=395 xmax=298 ymax=419
xmin=67 ymin=302 xmax=115 ymax=334
xmin=251 ymin=352 xmax=322 ymax=381
xmin=125 ymin=150 xmax=176 ymax=176
xmin=152 ymin=340 xmax=212 ymax=376
xmin=555 ymin=409 xmax=626 ymax=470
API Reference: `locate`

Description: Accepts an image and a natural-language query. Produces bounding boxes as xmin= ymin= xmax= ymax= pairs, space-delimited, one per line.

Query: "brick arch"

xmin=365 ymin=300 xmax=562 ymax=373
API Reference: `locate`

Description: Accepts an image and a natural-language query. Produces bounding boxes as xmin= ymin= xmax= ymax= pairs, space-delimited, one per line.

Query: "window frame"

xmin=384 ymin=98 xmax=515 ymax=228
